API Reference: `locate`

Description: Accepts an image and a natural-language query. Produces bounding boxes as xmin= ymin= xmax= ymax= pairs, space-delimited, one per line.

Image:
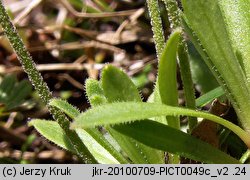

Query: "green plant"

xmin=0 ymin=75 xmax=32 ymax=115
xmin=1 ymin=0 xmax=250 ymax=164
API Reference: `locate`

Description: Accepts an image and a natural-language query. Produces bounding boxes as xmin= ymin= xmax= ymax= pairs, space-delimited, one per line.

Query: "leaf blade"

xmin=219 ymin=0 xmax=250 ymax=86
xmin=50 ymin=99 xmax=80 ymax=119
xmin=29 ymin=120 xmax=75 ymax=152
xmin=196 ymin=86 xmax=225 ymax=108
xmin=72 ymin=102 xmax=250 ymax=148
xmin=101 ymin=65 xmax=141 ymax=102
xmin=181 ymin=0 xmax=250 ymax=130
xmin=6 ymin=80 xmax=32 ymax=110
xmin=113 ymin=120 xmax=239 ymax=164
xmin=29 ymin=120 xmax=120 ymax=164
xmin=158 ymin=30 xmax=180 ymax=129
xmin=0 ymin=75 xmax=16 ymax=102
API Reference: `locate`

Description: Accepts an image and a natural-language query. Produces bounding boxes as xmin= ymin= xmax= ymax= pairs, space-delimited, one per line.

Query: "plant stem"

xmin=162 ymin=0 xmax=181 ymax=29
xmin=0 ymin=1 xmax=97 ymax=163
xmin=146 ymin=0 xmax=165 ymax=57
xmin=163 ymin=0 xmax=197 ymax=131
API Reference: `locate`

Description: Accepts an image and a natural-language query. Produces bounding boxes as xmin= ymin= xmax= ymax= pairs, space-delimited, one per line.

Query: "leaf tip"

xmin=27 ymin=119 xmax=43 ymax=127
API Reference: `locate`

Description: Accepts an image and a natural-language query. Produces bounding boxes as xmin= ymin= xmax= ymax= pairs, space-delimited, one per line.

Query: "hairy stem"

xmin=0 ymin=1 xmax=97 ymax=163
xmin=146 ymin=0 xmax=165 ymax=57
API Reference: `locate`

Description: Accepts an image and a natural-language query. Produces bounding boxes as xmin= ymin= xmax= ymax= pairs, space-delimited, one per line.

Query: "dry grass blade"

xmin=13 ymin=0 xmax=42 ymax=24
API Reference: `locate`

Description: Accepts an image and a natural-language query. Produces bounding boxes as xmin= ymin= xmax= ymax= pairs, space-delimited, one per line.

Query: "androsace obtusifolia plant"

xmin=0 ymin=0 xmax=250 ymax=164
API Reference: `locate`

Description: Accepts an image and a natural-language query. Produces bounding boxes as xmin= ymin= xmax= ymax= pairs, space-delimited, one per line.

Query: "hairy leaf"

xmin=219 ymin=0 xmax=250 ymax=86
xmin=101 ymin=65 xmax=141 ymax=102
xmin=182 ymin=0 xmax=250 ymax=131
xmin=50 ymin=99 xmax=80 ymax=119
xmin=101 ymin=65 xmax=164 ymax=164
xmin=29 ymin=120 xmax=75 ymax=152
xmin=85 ymin=79 xmax=107 ymax=106
xmin=72 ymin=102 xmax=250 ymax=148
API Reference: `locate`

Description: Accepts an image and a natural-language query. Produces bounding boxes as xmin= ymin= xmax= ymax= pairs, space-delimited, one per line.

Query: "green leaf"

xmin=153 ymin=30 xmax=181 ymax=125
xmin=182 ymin=0 xmax=250 ymax=130
xmin=0 ymin=75 xmax=16 ymax=102
xmin=0 ymin=76 xmax=32 ymax=110
xmin=101 ymin=65 xmax=164 ymax=164
xmin=50 ymin=99 xmax=80 ymax=119
xmin=86 ymin=79 xmax=159 ymax=164
xmin=158 ymin=30 xmax=180 ymax=129
xmin=107 ymin=127 xmax=163 ymax=164
xmin=112 ymin=120 xmax=239 ymax=164
xmin=187 ymin=42 xmax=219 ymax=93
xmin=101 ymin=65 xmax=141 ymax=102
xmin=178 ymin=42 xmax=197 ymax=131
xmin=50 ymin=98 xmax=129 ymax=164
xmin=163 ymin=0 xmax=197 ymax=131
xmin=196 ymin=86 xmax=225 ymax=108
xmin=29 ymin=120 xmax=120 ymax=164
xmin=219 ymin=0 xmax=250 ymax=87
xmin=157 ymin=29 xmax=181 ymax=163
xmin=81 ymin=128 xmax=129 ymax=164
xmin=85 ymin=79 xmax=107 ymax=106
xmin=29 ymin=120 xmax=75 ymax=152
xmin=72 ymin=102 xmax=250 ymax=148
xmin=85 ymin=79 xmax=131 ymax=164
xmin=131 ymin=74 xmax=149 ymax=89
xmin=6 ymin=80 xmax=32 ymax=110
xmin=75 ymin=129 xmax=120 ymax=164
xmin=0 ymin=75 xmax=32 ymax=110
